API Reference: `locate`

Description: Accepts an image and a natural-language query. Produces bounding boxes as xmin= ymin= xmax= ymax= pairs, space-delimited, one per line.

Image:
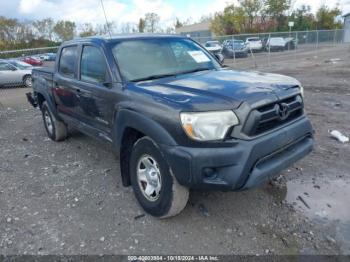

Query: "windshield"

xmin=233 ymin=41 xmax=244 ymax=47
xmin=226 ymin=41 xmax=245 ymax=49
xmin=270 ymin=38 xmax=285 ymax=44
xmin=112 ymin=38 xmax=220 ymax=82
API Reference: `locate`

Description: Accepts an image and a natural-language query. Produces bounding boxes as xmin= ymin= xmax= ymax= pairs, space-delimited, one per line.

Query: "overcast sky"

xmin=1 ymin=0 xmax=349 ymax=27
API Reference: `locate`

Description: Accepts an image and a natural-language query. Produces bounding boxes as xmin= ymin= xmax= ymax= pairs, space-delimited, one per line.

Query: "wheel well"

xmin=22 ymin=74 xmax=31 ymax=82
xmin=120 ymin=127 xmax=145 ymax=187
xmin=36 ymin=93 xmax=45 ymax=109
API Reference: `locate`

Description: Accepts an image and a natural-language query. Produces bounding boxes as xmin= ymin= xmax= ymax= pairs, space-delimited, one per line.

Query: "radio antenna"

xmin=100 ymin=0 xmax=112 ymax=38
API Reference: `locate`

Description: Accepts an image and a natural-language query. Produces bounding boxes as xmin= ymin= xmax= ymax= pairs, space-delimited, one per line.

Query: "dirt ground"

xmin=0 ymin=44 xmax=349 ymax=255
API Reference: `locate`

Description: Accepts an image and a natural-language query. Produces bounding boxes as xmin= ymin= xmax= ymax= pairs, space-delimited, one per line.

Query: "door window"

xmin=59 ymin=46 xmax=77 ymax=78
xmin=80 ymin=46 xmax=108 ymax=83
xmin=0 ymin=62 xmax=15 ymax=71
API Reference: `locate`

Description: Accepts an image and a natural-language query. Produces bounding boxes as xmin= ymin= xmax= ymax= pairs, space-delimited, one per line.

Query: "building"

xmin=344 ymin=13 xmax=350 ymax=43
xmin=175 ymin=21 xmax=214 ymax=42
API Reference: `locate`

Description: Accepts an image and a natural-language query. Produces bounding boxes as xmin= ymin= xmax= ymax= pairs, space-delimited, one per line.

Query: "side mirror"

xmin=11 ymin=67 xmax=17 ymax=71
xmin=215 ymin=53 xmax=225 ymax=65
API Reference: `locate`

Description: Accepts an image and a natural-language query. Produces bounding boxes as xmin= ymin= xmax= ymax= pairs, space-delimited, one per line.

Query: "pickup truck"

xmin=27 ymin=35 xmax=314 ymax=218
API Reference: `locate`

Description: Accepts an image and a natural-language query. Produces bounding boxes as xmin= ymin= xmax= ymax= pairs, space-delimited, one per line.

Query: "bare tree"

xmin=79 ymin=23 xmax=96 ymax=37
xmin=53 ymin=20 xmax=76 ymax=41
xmin=144 ymin=13 xmax=160 ymax=33
xmin=32 ymin=18 xmax=55 ymax=40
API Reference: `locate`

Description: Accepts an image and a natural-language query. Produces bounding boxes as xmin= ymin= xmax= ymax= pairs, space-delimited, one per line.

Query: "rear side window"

xmin=80 ymin=46 xmax=107 ymax=83
xmin=59 ymin=46 xmax=77 ymax=78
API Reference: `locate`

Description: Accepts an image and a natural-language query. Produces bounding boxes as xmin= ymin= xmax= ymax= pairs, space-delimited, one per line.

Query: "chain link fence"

xmin=191 ymin=29 xmax=348 ymax=70
xmin=0 ymin=29 xmax=349 ymax=89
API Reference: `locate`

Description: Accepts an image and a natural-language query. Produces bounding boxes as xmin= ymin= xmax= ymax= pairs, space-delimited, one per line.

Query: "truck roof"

xmin=63 ymin=34 xmax=185 ymax=45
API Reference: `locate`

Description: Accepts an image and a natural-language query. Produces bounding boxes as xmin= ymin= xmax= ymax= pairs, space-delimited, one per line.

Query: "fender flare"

xmin=34 ymin=91 xmax=60 ymax=119
xmin=112 ymin=108 xmax=177 ymax=154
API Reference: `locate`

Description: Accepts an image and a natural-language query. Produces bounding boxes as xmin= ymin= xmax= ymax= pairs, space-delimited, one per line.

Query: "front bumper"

xmin=161 ymin=117 xmax=313 ymax=191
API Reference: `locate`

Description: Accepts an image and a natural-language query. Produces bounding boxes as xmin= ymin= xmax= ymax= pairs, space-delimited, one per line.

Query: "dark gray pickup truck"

xmin=27 ymin=34 xmax=314 ymax=218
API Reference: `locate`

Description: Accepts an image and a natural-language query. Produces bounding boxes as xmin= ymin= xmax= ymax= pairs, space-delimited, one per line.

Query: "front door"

xmin=74 ymin=45 xmax=116 ymax=135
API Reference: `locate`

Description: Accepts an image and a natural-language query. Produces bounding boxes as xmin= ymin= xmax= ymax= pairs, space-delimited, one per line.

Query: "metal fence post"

xmin=268 ymin=33 xmax=271 ymax=67
xmin=232 ymin=35 xmax=236 ymax=67
xmin=316 ymin=30 xmax=319 ymax=50
xmin=294 ymin=31 xmax=297 ymax=63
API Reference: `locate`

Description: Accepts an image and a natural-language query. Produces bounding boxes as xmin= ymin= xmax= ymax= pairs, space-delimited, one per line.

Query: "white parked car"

xmin=0 ymin=60 xmax=32 ymax=88
xmin=266 ymin=37 xmax=286 ymax=52
xmin=245 ymin=37 xmax=263 ymax=52
xmin=204 ymin=41 xmax=222 ymax=54
xmin=39 ymin=54 xmax=50 ymax=61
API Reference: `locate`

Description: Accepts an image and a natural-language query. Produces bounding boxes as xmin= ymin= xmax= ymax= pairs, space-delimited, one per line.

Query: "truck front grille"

xmin=243 ymin=95 xmax=304 ymax=136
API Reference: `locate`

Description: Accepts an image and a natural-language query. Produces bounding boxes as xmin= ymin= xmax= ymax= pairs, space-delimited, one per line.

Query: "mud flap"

xmin=26 ymin=92 xmax=38 ymax=108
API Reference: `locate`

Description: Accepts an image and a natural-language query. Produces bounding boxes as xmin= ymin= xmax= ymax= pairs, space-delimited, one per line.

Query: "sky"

xmin=1 ymin=0 xmax=349 ymax=28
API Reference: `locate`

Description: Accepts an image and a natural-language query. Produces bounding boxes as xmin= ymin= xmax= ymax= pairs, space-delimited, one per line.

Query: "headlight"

xmin=180 ymin=111 xmax=239 ymax=141
xmin=299 ymin=86 xmax=304 ymax=98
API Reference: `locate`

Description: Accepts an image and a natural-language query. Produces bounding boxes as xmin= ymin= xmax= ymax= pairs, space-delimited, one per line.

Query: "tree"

xmin=290 ymin=5 xmax=315 ymax=31
xmin=264 ymin=0 xmax=290 ymax=30
xmin=240 ymin=0 xmax=262 ymax=32
xmin=315 ymin=5 xmax=342 ymax=30
xmin=79 ymin=23 xmax=96 ymax=37
xmin=144 ymin=13 xmax=160 ymax=33
xmin=32 ymin=18 xmax=55 ymax=40
xmin=0 ymin=16 xmax=19 ymax=42
xmin=199 ymin=15 xmax=212 ymax=23
xmin=53 ymin=20 xmax=76 ymax=41
xmin=138 ymin=18 xmax=146 ymax=32
xmin=120 ymin=22 xmax=136 ymax=33
xmin=210 ymin=4 xmax=246 ymax=35
xmin=174 ymin=18 xmax=183 ymax=29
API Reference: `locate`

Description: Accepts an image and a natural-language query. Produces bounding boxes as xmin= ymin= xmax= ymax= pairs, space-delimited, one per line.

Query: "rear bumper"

xmin=162 ymin=117 xmax=314 ymax=191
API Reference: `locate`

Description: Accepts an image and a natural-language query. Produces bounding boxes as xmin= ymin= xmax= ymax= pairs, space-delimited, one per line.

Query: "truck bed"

xmin=32 ymin=67 xmax=54 ymax=92
xmin=32 ymin=67 xmax=54 ymax=82
xmin=27 ymin=67 xmax=54 ymax=108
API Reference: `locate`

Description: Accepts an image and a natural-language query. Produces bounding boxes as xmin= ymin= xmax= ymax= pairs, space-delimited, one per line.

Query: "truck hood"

xmin=133 ymin=69 xmax=301 ymax=110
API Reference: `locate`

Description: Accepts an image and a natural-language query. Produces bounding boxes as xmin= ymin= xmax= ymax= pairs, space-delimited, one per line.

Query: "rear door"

xmin=74 ymin=44 xmax=116 ymax=135
xmin=53 ymin=45 xmax=81 ymax=118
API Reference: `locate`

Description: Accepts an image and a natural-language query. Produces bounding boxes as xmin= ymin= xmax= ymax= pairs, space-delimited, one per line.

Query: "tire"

xmin=41 ymin=101 xmax=67 ymax=141
xmin=23 ymin=75 xmax=32 ymax=88
xmin=129 ymin=137 xmax=189 ymax=218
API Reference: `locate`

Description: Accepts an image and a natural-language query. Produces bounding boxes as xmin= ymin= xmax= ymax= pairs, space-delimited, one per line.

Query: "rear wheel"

xmin=41 ymin=101 xmax=67 ymax=141
xmin=129 ymin=137 xmax=189 ymax=218
xmin=23 ymin=75 xmax=32 ymax=88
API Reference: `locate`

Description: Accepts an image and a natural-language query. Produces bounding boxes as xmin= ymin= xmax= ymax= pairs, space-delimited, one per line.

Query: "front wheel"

xmin=129 ymin=137 xmax=189 ymax=218
xmin=41 ymin=101 xmax=67 ymax=141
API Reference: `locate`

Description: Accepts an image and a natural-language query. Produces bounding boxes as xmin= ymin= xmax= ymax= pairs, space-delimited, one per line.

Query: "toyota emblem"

xmin=277 ymin=103 xmax=289 ymax=121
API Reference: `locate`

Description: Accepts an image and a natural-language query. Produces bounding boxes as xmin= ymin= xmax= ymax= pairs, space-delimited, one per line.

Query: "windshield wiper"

xmin=130 ymin=73 xmax=177 ymax=82
xmin=129 ymin=68 xmax=213 ymax=82
xmin=176 ymin=68 xmax=213 ymax=75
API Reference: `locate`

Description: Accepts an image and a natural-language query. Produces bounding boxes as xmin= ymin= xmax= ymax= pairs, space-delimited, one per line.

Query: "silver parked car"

xmin=0 ymin=60 xmax=32 ymax=88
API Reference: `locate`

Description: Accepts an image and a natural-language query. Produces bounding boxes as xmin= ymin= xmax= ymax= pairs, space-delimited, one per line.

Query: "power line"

xmin=100 ymin=0 xmax=112 ymax=38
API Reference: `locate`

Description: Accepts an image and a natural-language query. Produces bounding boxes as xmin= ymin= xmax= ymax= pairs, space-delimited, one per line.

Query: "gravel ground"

xmin=0 ymin=44 xmax=349 ymax=255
